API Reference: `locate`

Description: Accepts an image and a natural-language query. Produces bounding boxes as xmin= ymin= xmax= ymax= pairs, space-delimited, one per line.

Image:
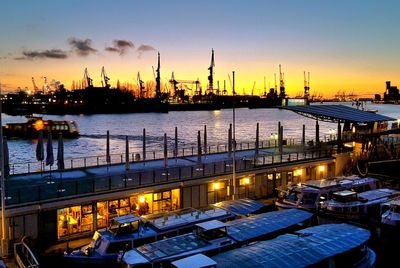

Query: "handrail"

xmin=4 ymin=148 xmax=332 ymax=206
xmin=14 ymin=238 xmax=39 ymax=268
xmin=9 ymin=138 xmax=302 ymax=175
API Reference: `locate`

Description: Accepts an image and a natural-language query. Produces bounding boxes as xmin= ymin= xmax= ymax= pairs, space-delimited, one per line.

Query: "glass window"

xmin=57 ymin=205 xmax=83 ymax=239
xmin=267 ymin=174 xmax=273 ymax=181
xmin=97 ymin=202 xmax=108 ymax=228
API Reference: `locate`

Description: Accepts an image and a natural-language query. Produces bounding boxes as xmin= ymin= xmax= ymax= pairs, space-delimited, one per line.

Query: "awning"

xmin=282 ymin=104 xmax=395 ymax=123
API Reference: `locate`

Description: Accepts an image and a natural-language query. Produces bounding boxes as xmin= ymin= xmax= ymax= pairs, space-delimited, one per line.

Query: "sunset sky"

xmin=0 ymin=0 xmax=399 ymax=97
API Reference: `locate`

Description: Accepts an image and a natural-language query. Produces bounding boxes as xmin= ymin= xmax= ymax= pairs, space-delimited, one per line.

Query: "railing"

xmin=5 ymin=148 xmax=331 ymax=206
xmin=9 ymin=138 xmax=301 ymax=175
xmin=14 ymin=239 xmax=39 ymax=268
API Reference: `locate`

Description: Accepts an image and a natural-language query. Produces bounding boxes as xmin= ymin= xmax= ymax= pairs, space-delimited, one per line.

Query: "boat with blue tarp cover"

xmin=121 ymin=209 xmax=313 ymax=267
xmin=64 ymin=206 xmax=234 ymax=266
xmin=212 ymin=198 xmax=271 ymax=216
xmin=211 ymin=223 xmax=375 ymax=268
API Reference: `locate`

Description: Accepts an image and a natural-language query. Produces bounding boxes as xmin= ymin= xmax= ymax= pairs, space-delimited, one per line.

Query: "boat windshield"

xmin=391 ymin=205 xmax=400 ymax=214
xmin=285 ymin=190 xmax=301 ymax=203
xmin=88 ymin=231 xmax=102 ymax=249
xmin=197 ymin=227 xmax=227 ymax=241
xmin=332 ymin=191 xmax=358 ymax=203
xmin=109 ymin=220 xmax=139 ymax=235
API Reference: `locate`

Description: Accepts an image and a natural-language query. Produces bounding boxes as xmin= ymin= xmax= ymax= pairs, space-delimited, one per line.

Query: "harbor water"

xmin=3 ymin=102 xmax=400 ymax=168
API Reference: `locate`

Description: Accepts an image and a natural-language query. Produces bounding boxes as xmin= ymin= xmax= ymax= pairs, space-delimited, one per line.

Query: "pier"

xmin=3 ymin=141 xmax=339 ymax=253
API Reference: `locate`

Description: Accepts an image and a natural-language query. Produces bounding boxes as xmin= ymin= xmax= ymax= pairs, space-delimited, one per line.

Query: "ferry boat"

xmin=320 ymin=188 xmax=400 ymax=220
xmin=3 ymin=115 xmax=79 ymax=139
xmin=381 ymin=197 xmax=400 ymax=227
xmin=121 ymin=209 xmax=313 ymax=267
xmin=211 ymin=223 xmax=375 ymax=268
xmin=64 ymin=207 xmax=235 ymax=266
xmin=275 ymin=176 xmax=379 ymax=211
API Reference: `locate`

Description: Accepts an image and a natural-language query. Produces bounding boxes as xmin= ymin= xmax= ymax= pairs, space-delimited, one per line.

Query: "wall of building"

xmin=2 ymin=158 xmax=336 ymax=251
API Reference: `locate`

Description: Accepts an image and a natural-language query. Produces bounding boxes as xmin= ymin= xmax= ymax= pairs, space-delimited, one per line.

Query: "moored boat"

xmin=3 ymin=115 xmax=79 ymax=139
xmin=64 ymin=206 xmax=234 ymax=266
xmin=275 ymin=176 xmax=379 ymax=211
xmin=320 ymin=188 xmax=400 ymax=220
xmin=121 ymin=209 xmax=313 ymax=267
xmin=211 ymin=223 xmax=375 ymax=268
xmin=381 ymin=197 xmax=400 ymax=227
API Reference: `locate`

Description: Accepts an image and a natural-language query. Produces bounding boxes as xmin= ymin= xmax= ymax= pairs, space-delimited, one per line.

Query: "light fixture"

xmin=294 ymin=169 xmax=303 ymax=176
xmin=139 ymin=195 xmax=145 ymax=203
xmin=318 ymin=165 xmax=325 ymax=172
xmin=213 ymin=182 xmax=220 ymax=190
xmin=240 ymin=177 xmax=250 ymax=185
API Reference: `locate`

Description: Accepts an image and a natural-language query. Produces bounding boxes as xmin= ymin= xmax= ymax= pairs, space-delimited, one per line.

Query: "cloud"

xmin=14 ymin=49 xmax=68 ymax=60
xmin=105 ymin=39 xmax=134 ymax=55
xmin=137 ymin=44 xmax=156 ymax=58
xmin=68 ymin=37 xmax=97 ymax=56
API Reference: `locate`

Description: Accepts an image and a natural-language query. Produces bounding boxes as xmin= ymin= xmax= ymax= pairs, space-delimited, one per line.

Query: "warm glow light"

xmin=34 ymin=120 xmax=44 ymax=131
xmin=139 ymin=195 xmax=145 ymax=203
xmin=240 ymin=177 xmax=250 ymax=185
xmin=352 ymin=126 xmax=356 ymax=133
xmin=294 ymin=169 xmax=303 ymax=176
xmin=213 ymin=182 xmax=221 ymax=190
xmin=318 ymin=165 xmax=325 ymax=172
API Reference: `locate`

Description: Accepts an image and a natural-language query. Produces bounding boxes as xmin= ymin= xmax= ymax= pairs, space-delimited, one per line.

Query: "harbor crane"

xmin=207 ymin=48 xmax=215 ymax=94
xmin=279 ymin=64 xmax=286 ymax=98
xmin=41 ymin=76 xmax=50 ymax=94
xmin=31 ymin=77 xmax=39 ymax=93
xmin=83 ymin=68 xmax=93 ymax=88
xmin=137 ymin=72 xmax=145 ymax=98
xmin=155 ymin=52 xmax=161 ymax=98
xmin=101 ymin=66 xmax=111 ymax=88
xmin=251 ymin=81 xmax=256 ymax=96
xmin=304 ymin=71 xmax=310 ymax=99
xmin=169 ymin=72 xmax=201 ymax=97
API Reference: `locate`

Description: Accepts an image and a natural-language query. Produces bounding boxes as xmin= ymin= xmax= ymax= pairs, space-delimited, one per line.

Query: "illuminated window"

xmin=240 ymin=177 xmax=251 ymax=186
xmin=294 ymin=169 xmax=303 ymax=176
xmin=267 ymin=174 xmax=273 ymax=181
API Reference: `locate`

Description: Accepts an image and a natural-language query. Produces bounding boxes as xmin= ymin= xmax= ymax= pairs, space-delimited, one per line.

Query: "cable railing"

xmin=5 ymin=148 xmax=332 ymax=206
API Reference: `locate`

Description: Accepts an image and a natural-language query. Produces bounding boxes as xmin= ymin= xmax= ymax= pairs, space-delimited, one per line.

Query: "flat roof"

xmin=282 ymin=104 xmax=395 ymax=123
xmin=171 ymin=254 xmax=217 ymax=268
xmin=226 ymin=209 xmax=313 ymax=242
xmin=212 ymin=198 xmax=266 ymax=216
xmin=196 ymin=220 xmax=226 ymax=231
xmin=113 ymin=214 xmax=140 ymax=224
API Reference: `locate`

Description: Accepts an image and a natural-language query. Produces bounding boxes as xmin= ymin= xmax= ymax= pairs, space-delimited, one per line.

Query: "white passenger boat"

xmin=320 ymin=188 xmax=400 ymax=220
xmin=275 ymin=176 xmax=379 ymax=211
xmin=381 ymin=197 xmax=400 ymax=227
